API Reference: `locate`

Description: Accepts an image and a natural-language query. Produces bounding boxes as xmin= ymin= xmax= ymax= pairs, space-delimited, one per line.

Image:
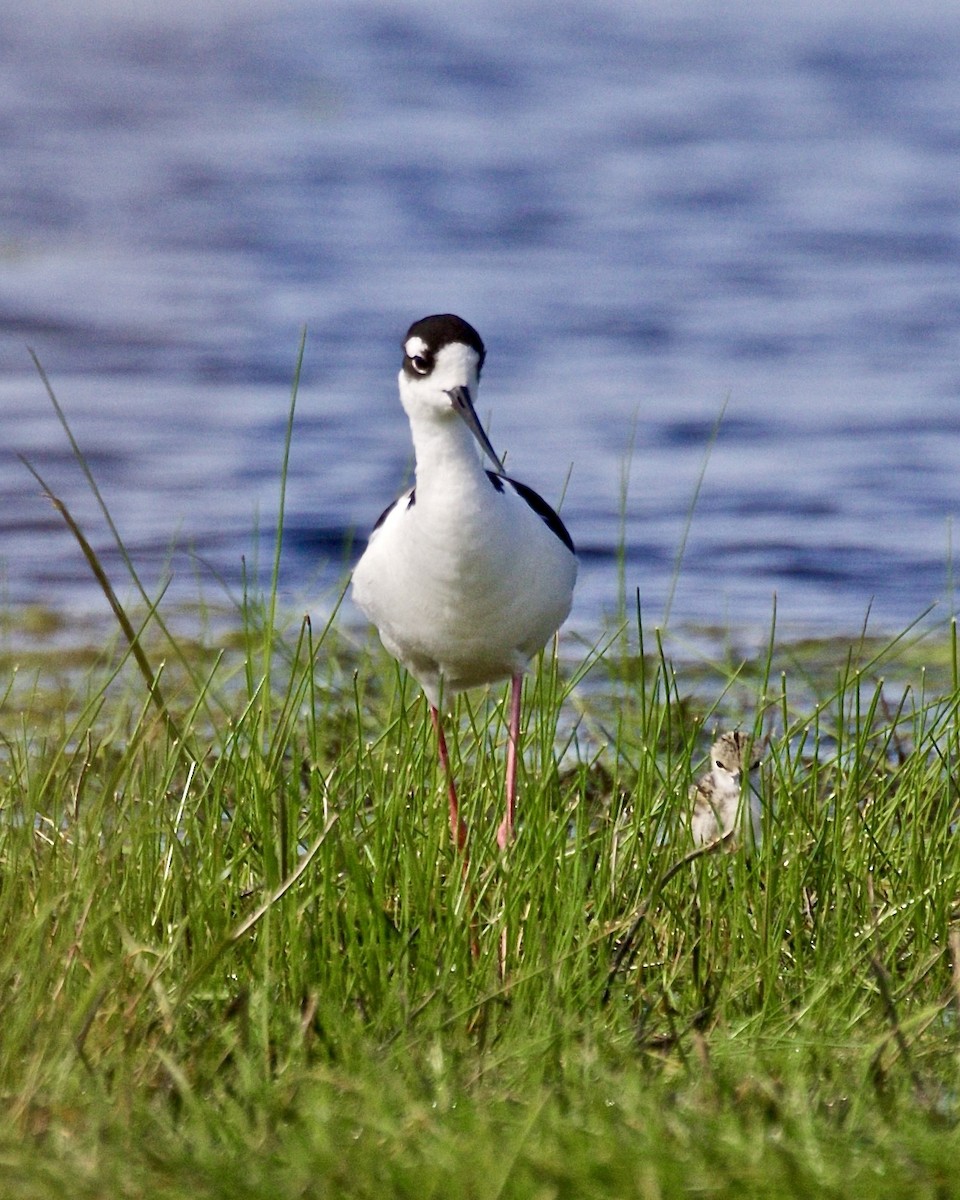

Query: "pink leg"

xmin=497 ymin=673 xmax=523 ymax=850
xmin=431 ymin=705 xmax=468 ymax=853
xmin=431 ymin=704 xmax=479 ymax=961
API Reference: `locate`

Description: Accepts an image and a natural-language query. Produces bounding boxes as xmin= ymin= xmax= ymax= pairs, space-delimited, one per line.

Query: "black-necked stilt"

xmin=352 ymin=314 xmax=577 ymax=852
xmin=690 ymin=731 xmax=762 ymax=848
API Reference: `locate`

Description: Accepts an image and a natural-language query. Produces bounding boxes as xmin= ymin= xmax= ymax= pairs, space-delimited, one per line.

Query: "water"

xmin=2 ymin=0 xmax=960 ymax=644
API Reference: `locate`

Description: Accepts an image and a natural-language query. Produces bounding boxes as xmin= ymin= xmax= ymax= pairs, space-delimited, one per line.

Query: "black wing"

xmin=486 ymin=470 xmax=575 ymax=554
xmin=370 ymin=487 xmax=416 ymax=532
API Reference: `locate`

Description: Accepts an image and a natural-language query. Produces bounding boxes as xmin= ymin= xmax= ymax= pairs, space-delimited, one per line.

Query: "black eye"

xmin=715 ymin=760 xmax=723 ymax=769
xmin=410 ymin=354 xmax=429 ymax=374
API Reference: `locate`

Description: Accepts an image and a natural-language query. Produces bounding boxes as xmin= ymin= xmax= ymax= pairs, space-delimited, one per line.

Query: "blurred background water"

xmin=2 ymin=0 xmax=960 ymax=646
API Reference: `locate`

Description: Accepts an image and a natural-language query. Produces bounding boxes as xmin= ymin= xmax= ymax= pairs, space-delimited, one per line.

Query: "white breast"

xmin=352 ymin=474 xmax=576 ymax=705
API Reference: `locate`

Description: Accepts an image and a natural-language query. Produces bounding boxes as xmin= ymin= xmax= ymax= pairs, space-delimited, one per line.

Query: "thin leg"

xmin=497 ymin=672 xmax=523 ymax=850
xmin=431 ymin=705 xmax=467 ymax=852
xmin=431 ymin=704 xmax=478 ymax=962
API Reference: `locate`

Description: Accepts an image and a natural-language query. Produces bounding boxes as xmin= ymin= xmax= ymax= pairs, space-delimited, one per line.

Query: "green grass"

xmin=2 ymin=592 xmax=960 ymax=1198
xmin=4 ymin=363 xmax=960 ymax=1196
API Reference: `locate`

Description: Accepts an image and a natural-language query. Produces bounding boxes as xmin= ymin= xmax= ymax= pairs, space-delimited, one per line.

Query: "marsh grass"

xmin=3 ymin=380 xmax=960 ymax=1195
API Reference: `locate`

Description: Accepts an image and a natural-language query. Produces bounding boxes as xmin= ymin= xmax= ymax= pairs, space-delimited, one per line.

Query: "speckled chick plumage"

xmin=690 ymin=730 xmax=762 ymax=848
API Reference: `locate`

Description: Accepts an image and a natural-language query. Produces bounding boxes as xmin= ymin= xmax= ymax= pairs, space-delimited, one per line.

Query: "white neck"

xmin=711 ymin=770 xmax=741 ymax=801
xmin=399 ymin=370 xmax=490 ymax=497
xmin=411 ymin=409 xmax=488 ymax=494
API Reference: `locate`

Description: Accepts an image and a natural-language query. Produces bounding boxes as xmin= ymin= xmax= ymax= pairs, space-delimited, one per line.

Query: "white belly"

xmin=352 ymin=486 xmax=576 ymax=703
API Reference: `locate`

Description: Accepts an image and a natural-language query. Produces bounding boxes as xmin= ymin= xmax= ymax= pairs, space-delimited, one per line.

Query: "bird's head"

xmin=710 ymin=730 xmax=760 ymax=789
xmin=398 ymin=313 xmax=502 ymax=471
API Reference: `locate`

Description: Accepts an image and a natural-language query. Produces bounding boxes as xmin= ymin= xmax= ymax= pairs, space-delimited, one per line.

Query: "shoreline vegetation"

xmin=3 ymin=588 xmax=960 ymax=1197
xmin=3 ymin=371 xmax=960 ymax=1196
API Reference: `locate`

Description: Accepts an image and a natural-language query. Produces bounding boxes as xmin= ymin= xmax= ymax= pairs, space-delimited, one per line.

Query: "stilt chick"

xmin=690 ymin=730 xmax=762 ymax=849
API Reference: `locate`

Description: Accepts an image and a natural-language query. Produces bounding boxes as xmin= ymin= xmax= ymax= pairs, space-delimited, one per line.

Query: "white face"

xmin=403 ymin=335 xmax=430 ymax=371
xmin=711 ymin=758 xmax=742 ymax=796
xmin=399 ymin=340 xmax=482 ymax=412
xmin=397 ymin=337 xmax=502 ymax=469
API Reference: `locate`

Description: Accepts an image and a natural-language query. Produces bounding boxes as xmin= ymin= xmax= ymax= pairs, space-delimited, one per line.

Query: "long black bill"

xmin=446 ymin=385 xmax=504 ymax=473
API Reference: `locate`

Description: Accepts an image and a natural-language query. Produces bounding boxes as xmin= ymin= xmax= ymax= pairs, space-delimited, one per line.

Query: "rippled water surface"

xmin=2 ymin=0 xmax=960 ymax=642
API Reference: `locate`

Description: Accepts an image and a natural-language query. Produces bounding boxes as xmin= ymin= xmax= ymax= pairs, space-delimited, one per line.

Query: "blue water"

xmin=2 ymin=0 xmax=960 ymax=643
